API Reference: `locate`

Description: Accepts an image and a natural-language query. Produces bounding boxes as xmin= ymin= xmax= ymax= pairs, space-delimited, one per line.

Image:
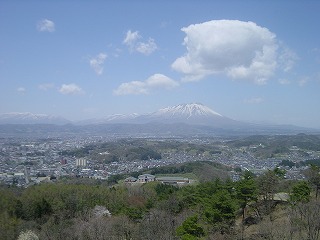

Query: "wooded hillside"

xmin=1 ymin=163 xmax=320 ymax=239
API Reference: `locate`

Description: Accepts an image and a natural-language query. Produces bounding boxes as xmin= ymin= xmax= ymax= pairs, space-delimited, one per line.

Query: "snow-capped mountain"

xmin=78 ymin=103 xmax=233 ymax=126
xmin=0 ymin=112 xmax=70 ymax=125
xmin=0 ymin=104 xmax=314 ymax=136
xmin=0 ymin=103 xmax=238 ymax=127
xmin=135 ymin=103 xmax=239 ymax=127
xmin=151 ymin=103 xmax=222 ymax=118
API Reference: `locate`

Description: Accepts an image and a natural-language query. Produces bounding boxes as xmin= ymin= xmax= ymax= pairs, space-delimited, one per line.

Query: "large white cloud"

xmin=59 ymin=83 xmax=84 ymax=95
xmin=123 ymin=30 xmax=157 ymax=55
xmin=114 ymin=74 xmax=179 ymax=95
xmin=37 ymin=19 xmax=55 ymax=32
xmin=89 ymin=53 xmax=107 ymax=75
xmin=172 ymin=20 xmax=281 ymax=84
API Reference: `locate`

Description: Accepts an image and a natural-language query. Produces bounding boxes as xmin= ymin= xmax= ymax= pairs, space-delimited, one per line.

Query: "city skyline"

xmin=1 ymin=1 xmax=320 ymax=129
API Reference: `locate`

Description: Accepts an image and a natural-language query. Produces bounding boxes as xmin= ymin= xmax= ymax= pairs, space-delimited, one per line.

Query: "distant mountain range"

xmin=0 ymin=103 xmax=317 ymax=136
xmin=0 ymin=112 xmax=70 ymax=125
xmin=78 ymin=103 xmax=241 ymax=128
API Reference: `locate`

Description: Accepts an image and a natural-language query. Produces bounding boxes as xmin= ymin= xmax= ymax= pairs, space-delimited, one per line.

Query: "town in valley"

xmin=1 ymin=131 xmax=319 ymax=188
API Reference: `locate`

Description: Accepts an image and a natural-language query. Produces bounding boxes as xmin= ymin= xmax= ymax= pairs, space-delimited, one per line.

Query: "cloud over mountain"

xmin=172 ymin=20 xmax=284 ymax=84
xmin=114 ymin=74 xmax=179 ymax=95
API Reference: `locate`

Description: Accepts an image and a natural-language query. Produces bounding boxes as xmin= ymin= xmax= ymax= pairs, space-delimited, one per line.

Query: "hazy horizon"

xmin=1 ymin=1 xmax=320 ymax=129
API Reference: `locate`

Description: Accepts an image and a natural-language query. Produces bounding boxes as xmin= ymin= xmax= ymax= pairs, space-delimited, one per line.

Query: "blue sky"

xmin=1 ymin=1 xmax=320 ymax=128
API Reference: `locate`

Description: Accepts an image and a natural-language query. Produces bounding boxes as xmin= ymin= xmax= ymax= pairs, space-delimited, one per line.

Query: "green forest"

xmin=1 ymin=162 xmax=320 ymax=240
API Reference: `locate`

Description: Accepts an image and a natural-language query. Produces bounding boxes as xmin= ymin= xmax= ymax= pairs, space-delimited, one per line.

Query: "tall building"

xmin=76 ymin=158 xmax=87 ymax=167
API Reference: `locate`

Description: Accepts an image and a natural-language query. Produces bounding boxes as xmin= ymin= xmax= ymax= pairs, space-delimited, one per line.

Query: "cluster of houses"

xmin=125 ymin=173 xmax=191 ymax=185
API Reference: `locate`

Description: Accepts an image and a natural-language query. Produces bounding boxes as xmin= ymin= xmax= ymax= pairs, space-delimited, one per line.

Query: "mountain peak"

xmin=133 ymin=102 xmax=233 ymax=126
xmin=153 ymin=103 xmax=223 ymax=118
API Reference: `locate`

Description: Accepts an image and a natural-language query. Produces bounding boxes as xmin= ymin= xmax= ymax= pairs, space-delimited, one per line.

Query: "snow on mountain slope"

xmin=0 ymin=104 xmax=312 ymax=135
xmin=79 ymin=103 xmax=227 ymax=125
xmin=0 ymin=112 xmax=70 ymax=125
xmin=0 ymin=103 xmax=239 ymax=127
xmin=151 ymin=103 xmax=223 ymax=118
xmin=135 ymin=103 xmax=239 ymax=127
xmin=77 ymin=113 xmax=140 ymax=125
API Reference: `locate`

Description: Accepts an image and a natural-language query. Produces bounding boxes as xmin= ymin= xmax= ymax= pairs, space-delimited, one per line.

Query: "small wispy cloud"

xmin=278 ymin=78 xmax=291 ymax=85
xmin=123 ymin=30 xmax=157 ymax=55
xmin=278 ymin=46 xmax=298 ymax=72
xmin=298 ymin=77 xmax=308 ymax=87
xmin=17 ymin=87 xmax=26 ymax=94
xmin=160 ymin=21 xmax=169 ymax=28
xmin=316 ymin=73 xmax=320 ymax=82
xmin=114 ymin=74 xmax=179 ymax=95
xmin=136 ymin=38 xmax=157 ymax=55
xmin=37 ymin=19 xmax=55 ymax=32
xmin=113 ymin=48 xmax=122 ymax=58
xmin=59 ymin=83 xmax=84 ymax=95
xmin=38 ymin=83 xmax=55 ymax=90
xmin=89 ymin=53 xmax=107 ymax=75
xmin=123 ymin=30 xmax=141 ymax=47
xmin=244 ymin=97 xmax=263 ymax=104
